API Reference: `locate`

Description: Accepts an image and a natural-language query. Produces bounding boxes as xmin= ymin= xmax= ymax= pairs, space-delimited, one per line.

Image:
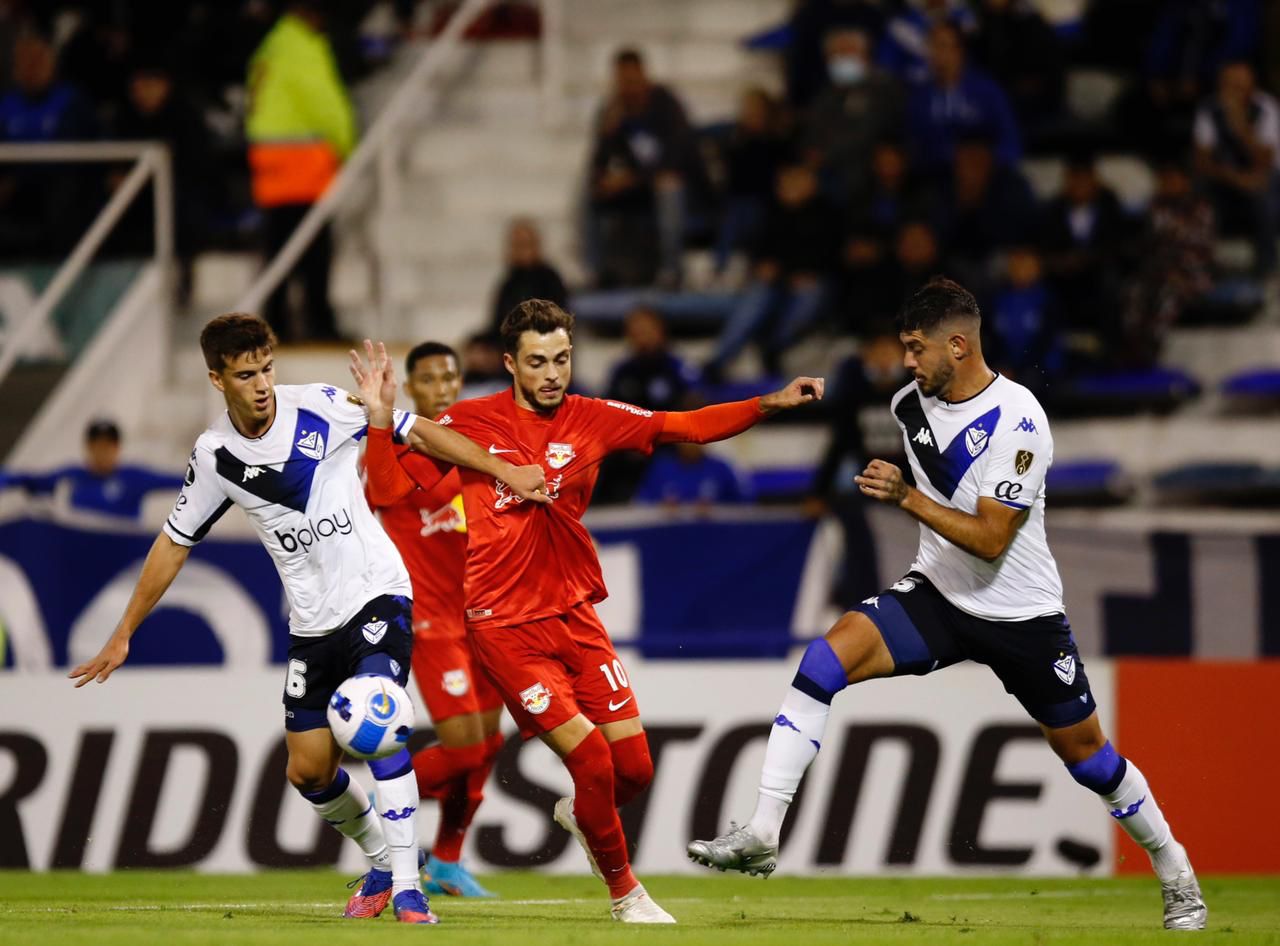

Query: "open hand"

xmin=855 ymin=459 xmax=909 ymax=505
xmin=348 ymin=339 xmax=397 ymax=427
xmin=760 ymin=376 xmax=825 ymax=413
xmin=68 ymin=632 xmax=129 ymax=688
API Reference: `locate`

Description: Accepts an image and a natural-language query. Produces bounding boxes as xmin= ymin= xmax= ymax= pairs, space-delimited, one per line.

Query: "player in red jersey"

xmin=353 ymin=300 xmax=822 ymax=923
xmin=364 ymin=341 xmax=503 ymax=898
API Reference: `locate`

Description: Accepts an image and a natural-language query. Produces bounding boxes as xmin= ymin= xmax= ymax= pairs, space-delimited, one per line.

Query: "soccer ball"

xmin=327 ymin=674 xmax=416 ymax=760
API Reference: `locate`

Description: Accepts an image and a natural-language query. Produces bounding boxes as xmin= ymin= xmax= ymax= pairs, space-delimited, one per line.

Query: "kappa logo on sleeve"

xmin=1015 ymin=417 xmax=1038 ymax=434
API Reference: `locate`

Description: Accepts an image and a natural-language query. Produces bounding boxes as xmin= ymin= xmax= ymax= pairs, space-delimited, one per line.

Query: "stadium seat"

xmin=1221 ymin=368 xmax=1280 ymax=402
xmin=748 ymin=466 xmax=815 ymax=503
xmin=570 ymin=289 xmax=737 ymax=336
xmin=1046 ymin=459 xmax=1133 ymax=507
xmin=1053 ymin=367 xmax=1201 ymax=417
xmin=1153 ymin=462 xmax=1280 ymax=507
xmin=1180 ymin=278 xmax=1265 ymax=326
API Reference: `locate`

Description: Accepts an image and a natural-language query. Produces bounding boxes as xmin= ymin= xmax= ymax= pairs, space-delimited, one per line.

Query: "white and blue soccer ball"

xmin=327 ymin=674 xmax=415 ymax=760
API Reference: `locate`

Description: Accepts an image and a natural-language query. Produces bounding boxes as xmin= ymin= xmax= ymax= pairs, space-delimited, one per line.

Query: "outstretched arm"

xmin=349 ymin=340 xmax=549 ymax=503
xmin=68 ymin=532 xmax=190 ymax=687
xmin=364 ymin=425 xmax=452 ymax=507
xmin=657 ymin=376 xmax=824 ymax=444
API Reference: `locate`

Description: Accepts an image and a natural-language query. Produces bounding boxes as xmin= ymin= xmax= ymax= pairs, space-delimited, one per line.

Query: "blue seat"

xmin=749 ymin=466 xmax=815 ymax=502
xmin=570 ymin=289 xmax=738 ymax=333
xmin=1056 ymin=367 xmax=1200 ymax=416
xmin=1153 ymin=462 xmax=1280 ymax=506
xmin=1221 ymin=368 xmax=1280 ymax=398
xmin=1046 ymin=459 xmax=1132 ymax=506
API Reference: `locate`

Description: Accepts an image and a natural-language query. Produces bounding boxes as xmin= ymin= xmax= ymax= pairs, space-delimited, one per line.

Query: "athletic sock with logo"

xmin=369 ymin=749 xmax=422 ymax=895
xmin=750 ymin=638 xmax=848 ymax=846
xmin=299 ymin=768 xmax=392 ymax=871
xmin=1066 ymin=742 xmax=1182 ymax=882
xmin=563 ymin=729 xmax=638 ymax=899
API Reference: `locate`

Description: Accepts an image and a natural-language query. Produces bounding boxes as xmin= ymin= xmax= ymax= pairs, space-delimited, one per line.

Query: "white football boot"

xmin=611 ymin=884 xmax=676 ymax=924
xmin=1161 ymin=848 xmax=1208 ymax=931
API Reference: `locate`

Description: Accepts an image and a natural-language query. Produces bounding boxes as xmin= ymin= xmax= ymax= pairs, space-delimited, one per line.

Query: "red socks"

xmin=563 ymin=729 xmax=637 ymax=899
xmin=412 ymin=733 xmax=504 ymax=862
xmin=609 ymin=733 xmax=654 ymax=807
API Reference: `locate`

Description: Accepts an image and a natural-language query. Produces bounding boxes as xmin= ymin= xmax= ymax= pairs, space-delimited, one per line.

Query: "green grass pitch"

xmin=2 ymin=871 xmax=1278 ymax=945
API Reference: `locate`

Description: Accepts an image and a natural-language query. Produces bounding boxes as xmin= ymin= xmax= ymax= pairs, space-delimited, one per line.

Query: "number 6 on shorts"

xmin=285 ymin=658 xmax=308 ymax=698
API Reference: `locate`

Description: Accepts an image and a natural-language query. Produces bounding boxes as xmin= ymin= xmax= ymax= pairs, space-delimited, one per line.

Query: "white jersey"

xmin=164 ymin=384 xmax=419 ymax=636
xmin=891 ymin=373 xmax=1064 ymax=621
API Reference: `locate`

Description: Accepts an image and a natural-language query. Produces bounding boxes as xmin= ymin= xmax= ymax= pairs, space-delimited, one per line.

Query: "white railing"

xmin=233 ymin=0 xmax=567 ymax=331
xmin=0 ymin=141 xmax=173 ymax=386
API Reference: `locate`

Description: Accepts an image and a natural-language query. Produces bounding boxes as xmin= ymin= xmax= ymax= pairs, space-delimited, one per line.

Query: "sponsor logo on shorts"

xmin=520 ymin=682 xmax=552 ymax=715
xmin=1015 ymin=450 xmax=1035 ymax=475
xmin=1052 ymin=653 xmax=1076 ymax=686
xmin=362 ymin=620 xmax=388 ymax=645
xmin=608 ymin=696 xmax=633 ymax=712
xmin=891 ymin=577 xmax=918 ymax=593
xmin=545 ymin=442 xmax=575 ymax=469
xmin=443 ymin=669 xmax=469 ymax=697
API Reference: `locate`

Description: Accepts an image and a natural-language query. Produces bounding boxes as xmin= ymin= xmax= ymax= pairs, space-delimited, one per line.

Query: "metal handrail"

xmin=0 ymin=141 xmax=173 ymax=386
xmin=232 ymin=0 xmax=495 ymax=319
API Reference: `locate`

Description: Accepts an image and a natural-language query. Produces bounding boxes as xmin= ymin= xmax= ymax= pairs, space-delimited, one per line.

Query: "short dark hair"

xmin=200 ymin=313 xmax=277 ymax=372
xmin=405 ymin=340 xmax=459 ymax=376
xmin=499 ymin=299 xmax=575 ymax=354
xmin=615 ymin=47 xmax=644 ymax=68
xmin=896 ymin=276 xmax=981 ymax=335
xmin=85 ymin=418 xmax=121 ymax=443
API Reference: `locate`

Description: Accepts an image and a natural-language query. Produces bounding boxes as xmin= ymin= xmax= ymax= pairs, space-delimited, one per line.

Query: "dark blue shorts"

xmin=852 ymin=573 xmax=1096 ymax=729
xmin=282 ymin=594 xmax=413 ymax=732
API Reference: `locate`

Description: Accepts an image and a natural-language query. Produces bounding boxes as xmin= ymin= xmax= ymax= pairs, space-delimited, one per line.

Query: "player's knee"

xmin=611 ymin=735 xmax=654 ymax=795
xmin=1064 ymin=739 xmax=1127 ymax=794
xmin=824 ymin=611 xmax=894 ymax=682
xmin=286 ymin=754 xmax=337 ymax=794
xmin=445 ymin=741 xmax=488 ymax=772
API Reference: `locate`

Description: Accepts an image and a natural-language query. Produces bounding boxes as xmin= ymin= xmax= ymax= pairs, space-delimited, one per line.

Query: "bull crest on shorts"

xmin=545 ymin=442 xmax=575 ymax=470
xmin=520 ymin=681 xmax=552 ymax=715
xmin=442 ymin=669 xmax=469 ymax=697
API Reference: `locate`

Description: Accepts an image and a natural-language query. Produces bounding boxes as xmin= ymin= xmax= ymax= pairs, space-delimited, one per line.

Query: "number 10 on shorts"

xmin=599 ymin=659 xmax=629 ymax=691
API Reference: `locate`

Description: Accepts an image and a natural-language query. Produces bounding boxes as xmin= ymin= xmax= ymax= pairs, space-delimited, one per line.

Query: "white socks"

xmin=749 ymin=687 xmax=832 ymax=845
xmin=1101 ymin=759 xmax=1184 ymax=882
xmin=372 ymin=767 xmax=421 ymax=895
xmin=303 ymin=770 xmax=391 ymax=871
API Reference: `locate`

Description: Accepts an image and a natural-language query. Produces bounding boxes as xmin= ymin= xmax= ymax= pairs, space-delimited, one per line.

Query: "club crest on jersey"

xmin=545 ymin=442 xmax=576 ymax=469
xmin=362 ymin=620 xmax=388 ymax=645
xmin=964 ymin=425 xmax=989 ymax=457
xmin=1015 ymin=450 xmax=1035 ymax=475
xmin=520 ymin=682 xmax=552 ymax=715
xmin=443 ymin=669 xmax=470 ymax=697
xmin=296 ymin=428 xmax=326 ymax=460
xmin=1053 ymin=653 xmax=1076 ymax=686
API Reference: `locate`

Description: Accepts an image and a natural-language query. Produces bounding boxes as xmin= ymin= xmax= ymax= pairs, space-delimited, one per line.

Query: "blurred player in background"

xmin=69 ymin=314 xmax=548 ymax=925
xmin=365 ymin=340 xmax=503 ymax=898
xmin=356 ymin=299 xmax=822 ymax=924
xmin=688 ymin=279 xmax=1206 ymax=931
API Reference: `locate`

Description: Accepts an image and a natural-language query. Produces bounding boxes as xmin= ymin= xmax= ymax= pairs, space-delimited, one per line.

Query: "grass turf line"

xmin=1 ymin=871 xmax=1277 ymax=945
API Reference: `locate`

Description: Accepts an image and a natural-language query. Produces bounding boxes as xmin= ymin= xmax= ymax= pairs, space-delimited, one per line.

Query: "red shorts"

xmin=468 ymin=602 xmax=639 ymax=739
xmin=411 ymin=632 xmax=504 ymax=724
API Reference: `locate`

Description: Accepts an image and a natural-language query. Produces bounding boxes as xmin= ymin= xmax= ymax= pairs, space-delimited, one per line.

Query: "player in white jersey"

xmin=69 ymin=314 xmax=549 ymax=924
xmin=689 ymin=278 xmax=1206 ymax=931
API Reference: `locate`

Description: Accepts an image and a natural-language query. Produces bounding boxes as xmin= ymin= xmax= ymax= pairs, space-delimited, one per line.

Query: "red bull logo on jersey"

xmin=419 ymin=495 xmax=466 ymax=537
xmin=545 ymin=442 xmax=575 ymax=470
xmin=519 ymin=682 xmax=552 ymax=715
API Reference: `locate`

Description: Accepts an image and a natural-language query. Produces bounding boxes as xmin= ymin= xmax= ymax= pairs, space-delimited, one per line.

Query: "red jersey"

xmin=365 ymin=446 xmax=468 ymax=639
xmin=405 ymin=390 xmax=665 ymax=630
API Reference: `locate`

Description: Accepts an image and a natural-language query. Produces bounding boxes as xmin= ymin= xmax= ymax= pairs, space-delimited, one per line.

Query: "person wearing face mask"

xmin=801 ymin=26 xmax=905 ymax=204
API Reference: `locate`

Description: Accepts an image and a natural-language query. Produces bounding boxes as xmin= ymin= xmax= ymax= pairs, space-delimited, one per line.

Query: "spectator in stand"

xmin=636 ymin=394 xmax=752 ymax=510
xmin=801 ymin=25 xmax=904 ymax=204
xmin=1135 ymin=0 xmax=1261 ymax=151
xmin=586 ymin=47 xmax=699 ymax=288
xmin=841 ymin=218 xmax=943 ymax=331
xmin=806 ymin=326 xmax=909 ymax=608
xmin=1193 ymin=60 xmax=1279 ymax=276
xmin=0 ymin=31 xmax=97 ymax=258
xmin=1123 ymin=156 xmax=1216 ymax=367
xmin=604 ymin=306 xmax=694 ymax=412
xmin=490 ymin=218 xmax=568 ymax=332
xmin=246 ymin=1 xmax=356 ymax=342
xmin=458 ymin=332 xmax=509 ymax=400
xmin=905 ymin=21 xmax=1020 ymax=177
xmin=712 ymin=87 xmax=788 ymax=276
xmin=1037 ymin=151 xmax=1133 ymax=344
xmin=937 ymin=133 xmax=1036 ymax=292
xmin=970 ymin=0 xmax=1066 ymax=135
xmin=109 ymin=56 xmax=216 ymax=267
xmin=1 ymin=419 xmax=184 ymax=520
xmin=878 ymin=0 xmax=978 ymax=86
xmin=985 ymin=245 xmax=1064 ymax=394
xmin=704 ymin=163 xmax=841 ymax=379
xmin=847 ymin=138 xmax=933 ymax=245
xmin=781 ymin=0 xmax=887 ymax=108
